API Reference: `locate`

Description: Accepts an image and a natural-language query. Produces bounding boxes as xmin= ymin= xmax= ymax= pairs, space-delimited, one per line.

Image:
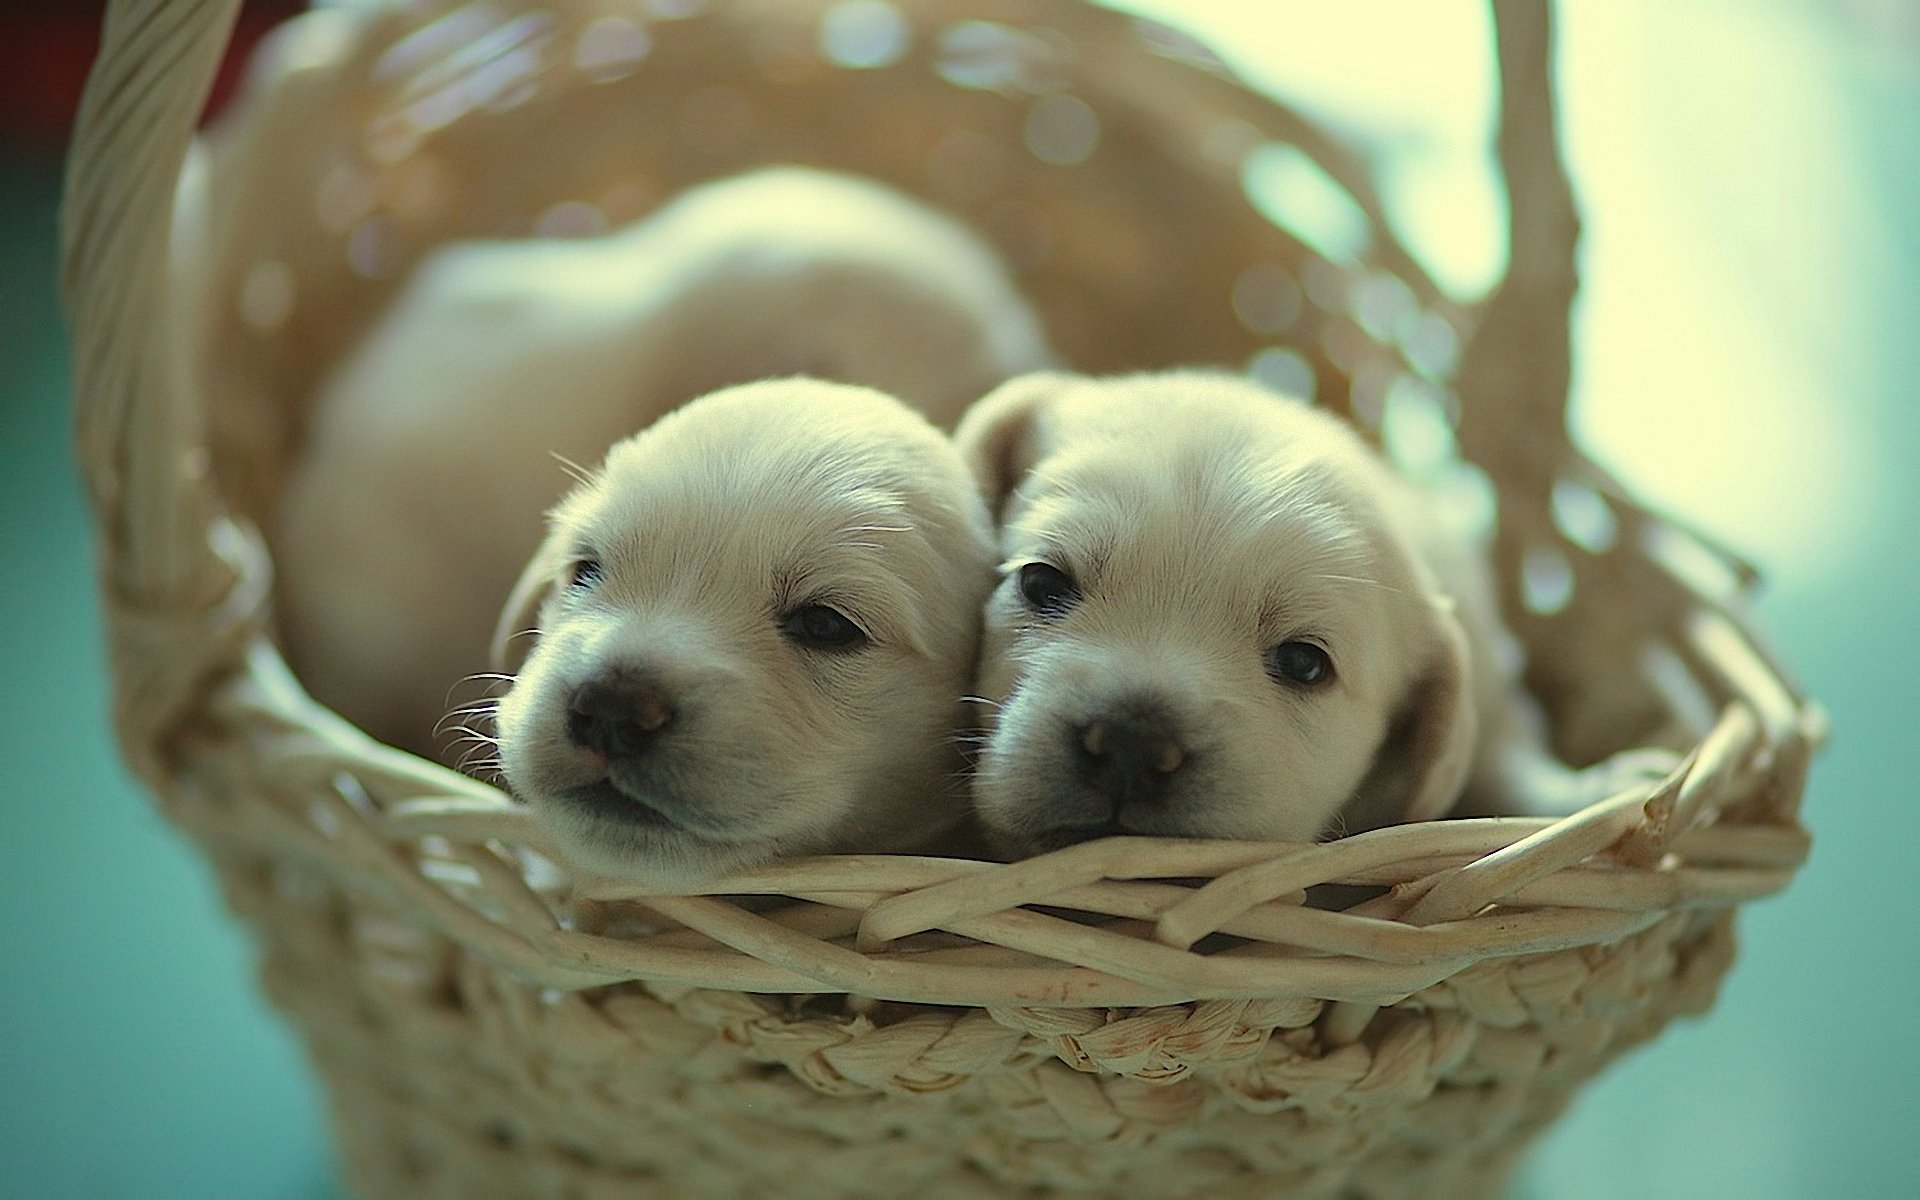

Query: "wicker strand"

xmin=63 ymin=0 xmax=239 ymax=595
xmin=62 ymin=0 xmax=256 ymax=783
xmin=1454 ymin=0 xmax=1579 ymax=485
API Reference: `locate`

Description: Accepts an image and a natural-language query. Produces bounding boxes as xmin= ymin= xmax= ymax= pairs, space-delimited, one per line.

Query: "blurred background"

xmin=2 ymin=1 xmax=1914 ymax=1196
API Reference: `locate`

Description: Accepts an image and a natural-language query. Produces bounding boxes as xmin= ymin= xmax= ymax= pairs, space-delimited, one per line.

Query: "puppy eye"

xmin=782 ymin=604 xmax=869 ymax=651
xmin=1017 ymin=562 xmax=1080 ymax=618
xmin=1266 ymin=640 xmax=1334 ymax=687
xmin=566 ymin=557 xmax=604 ymax=591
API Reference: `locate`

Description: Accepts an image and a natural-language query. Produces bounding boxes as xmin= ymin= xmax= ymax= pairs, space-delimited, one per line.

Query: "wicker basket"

xmin=63 ymin=1 xmax=1820 ymax=1197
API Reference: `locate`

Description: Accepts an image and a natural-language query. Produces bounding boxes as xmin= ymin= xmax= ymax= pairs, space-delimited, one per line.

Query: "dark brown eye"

xmin=1017 ymin=562 xmax=1080 ymax=618
xmin=1266 ymin=640 xmax=1333 ymax=687
xmin=566 ymin=557 xmax=603 ymax=590
xmin=782 ymin=604 xmax=868 ymax=650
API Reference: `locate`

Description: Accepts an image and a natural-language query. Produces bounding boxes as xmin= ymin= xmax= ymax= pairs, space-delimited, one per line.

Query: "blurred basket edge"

xmin=62 ymin=1 xmax=1819 ymax=1197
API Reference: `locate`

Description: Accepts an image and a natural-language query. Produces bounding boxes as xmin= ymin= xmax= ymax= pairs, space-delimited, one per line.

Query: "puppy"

xmin=491 ymin=379 xmax=996 ymax=886
xmin=274 ymin=166 xmax=1051 ymax=758
xmin=954 ymin=371 xmax=1663 ymax=855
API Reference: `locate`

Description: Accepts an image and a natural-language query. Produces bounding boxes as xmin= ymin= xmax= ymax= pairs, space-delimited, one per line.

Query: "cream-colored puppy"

xmin=491 ymin=379 xmax=996 ymax=885
xmin=274 ymin=166 xmax=1051 ymax=758
xmin=955 ymin=371 xmax=1664 ymax=855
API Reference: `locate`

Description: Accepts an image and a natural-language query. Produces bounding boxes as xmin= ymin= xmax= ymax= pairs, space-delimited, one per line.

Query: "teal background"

xmin=3 ymin=2 xmax=1915 ymax=1196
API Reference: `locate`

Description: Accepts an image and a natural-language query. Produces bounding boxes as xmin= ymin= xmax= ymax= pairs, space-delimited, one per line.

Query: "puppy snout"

xmin=566 ymin=676 xmax=676 ymax=760
xmin=1073 ymin=707 xmax=1186 ymax=810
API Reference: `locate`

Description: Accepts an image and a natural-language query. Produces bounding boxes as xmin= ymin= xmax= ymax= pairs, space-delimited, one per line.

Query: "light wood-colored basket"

xmin=64 ymin=1 xmax=1821 ymax=1197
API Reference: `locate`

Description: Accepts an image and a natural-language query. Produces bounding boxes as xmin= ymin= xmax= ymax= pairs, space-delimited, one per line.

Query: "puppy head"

xmin=954 ymin=371 xmax=1475 ymax=855
xmin=493 ymin=379 xmax=996 ymax=887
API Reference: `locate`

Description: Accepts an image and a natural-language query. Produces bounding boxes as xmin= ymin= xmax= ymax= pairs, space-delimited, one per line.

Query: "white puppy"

xmin=274 ymin=166 xmax=1051 ymax=759
xmin=954 ymin=371 xmax=1663 ymax=855
xmin=491 ymin=379 xmax=996 ymax=885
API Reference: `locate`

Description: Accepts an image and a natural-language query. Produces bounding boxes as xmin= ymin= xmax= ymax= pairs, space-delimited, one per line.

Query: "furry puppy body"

xmin=956 ymin=371 xmax=1653 ymax=856
xmin=493 ymin=380 xmax=997 ymax=886
xmin=274 ymin=166 xmax=1050 ymax=758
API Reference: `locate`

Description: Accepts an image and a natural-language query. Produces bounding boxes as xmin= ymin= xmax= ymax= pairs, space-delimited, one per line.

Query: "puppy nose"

xmin=1074 ymin=714 xmax=1185 ymax=808
xmin=566 ymin=678 xmax=675 ymax=760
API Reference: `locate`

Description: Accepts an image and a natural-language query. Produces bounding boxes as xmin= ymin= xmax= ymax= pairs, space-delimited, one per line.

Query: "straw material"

xmin=62 ymin=1 xmax=1819 ymax=1196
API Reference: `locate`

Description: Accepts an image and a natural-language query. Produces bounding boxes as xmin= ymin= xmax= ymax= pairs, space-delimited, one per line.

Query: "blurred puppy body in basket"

xmin=954 ymin=371 xmax=1674 ymax=856
xmin=277 ymin=165 xmax=1048 ymax=750
xmin=273 ymin=167 xmax=1050 ymax=880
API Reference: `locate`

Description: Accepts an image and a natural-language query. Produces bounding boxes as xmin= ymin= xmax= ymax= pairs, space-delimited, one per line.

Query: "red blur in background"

xmin=0 ymin=1 xmax=302 ymax=152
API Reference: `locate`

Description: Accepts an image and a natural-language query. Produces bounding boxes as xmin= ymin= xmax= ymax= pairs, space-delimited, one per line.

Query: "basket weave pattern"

xmin=64 ymin=1 xmax=1818 ymax=1197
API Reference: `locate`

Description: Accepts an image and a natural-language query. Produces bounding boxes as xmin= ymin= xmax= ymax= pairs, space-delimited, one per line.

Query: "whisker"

xmin=460 ymin=759 xmax=507 ymax=784
xmin=1313 ymin=573 xmax=1401 ymax=594
xmin=436 ymin=722 xmax=494 ymax=741
xmin=550 ymin=451 xmax=599 ymax=489
xmin=447 ymin=745 xmax=498 ymax=764
xmin=440 ymin=695 xmax=504 ymax=713
xmin=442 ymin=722 xmax=500 ymax=742
xmin=449 ymin=734 xmax=501 ymax=760
xmin=434 ymin=705 xmax=500 ymax=737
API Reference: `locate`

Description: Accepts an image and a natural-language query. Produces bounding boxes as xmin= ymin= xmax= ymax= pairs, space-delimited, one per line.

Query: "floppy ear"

xmin=490 ymin=524 xmax=571 ymax=674
xmin=1344 ymin=597 xmax=1479 ymax=831
xmin=1398 ymin=599 xmax=1480 ymax=821
xmin=951 ymin=371 xmax=1078 ymax=518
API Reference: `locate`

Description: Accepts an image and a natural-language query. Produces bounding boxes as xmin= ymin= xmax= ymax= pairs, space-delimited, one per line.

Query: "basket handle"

xmin=1456 ymin=0 xmax=1581 ymax=478
xmin=64 ymin=0 xmax=248 ymax=780
xmin=61 ymin=0 xmax=1578 ymax=598
xmin=63 ymin=0 xmax=242 ymax=604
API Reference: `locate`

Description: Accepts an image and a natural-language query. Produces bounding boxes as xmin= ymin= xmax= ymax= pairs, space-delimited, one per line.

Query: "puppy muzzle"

xmin=1072 ymin=707 xmax=1186 ymax=809
xmin=567 ymin=674 xmax=677 ymax=762
xmin=1002 ymin=693 xmax=1195 ymax=848
xmin=553 ymin=667 xmax=737 ymax=835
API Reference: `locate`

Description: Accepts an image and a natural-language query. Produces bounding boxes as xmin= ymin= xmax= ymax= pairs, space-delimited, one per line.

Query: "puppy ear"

xmin=1398 ymin=599 xmax=1480 ymax=821
xmin=1345 ymin=597 xmax=1479 ymax=831
xmin=490 ymin=525 xmax=569 ymax=674
xmin=952 ymin=371 xmax=1078 ymax=516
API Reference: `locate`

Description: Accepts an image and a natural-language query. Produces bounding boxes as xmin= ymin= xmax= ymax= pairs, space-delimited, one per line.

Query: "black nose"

xmin=566 ymin=677 xmax=676 ymax=760
xmin=1072 ymin=710 xmax=1186 ymax=810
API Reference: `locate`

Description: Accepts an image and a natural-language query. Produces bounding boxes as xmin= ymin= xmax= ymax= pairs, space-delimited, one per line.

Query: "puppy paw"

xmin=1494 ymin=744 xmax=1684 ymax=818
xmin=1594 ymin=746 xmax=1685 ymax=788
xmin=1564 ymin=746 xmax=1685 ymax=809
